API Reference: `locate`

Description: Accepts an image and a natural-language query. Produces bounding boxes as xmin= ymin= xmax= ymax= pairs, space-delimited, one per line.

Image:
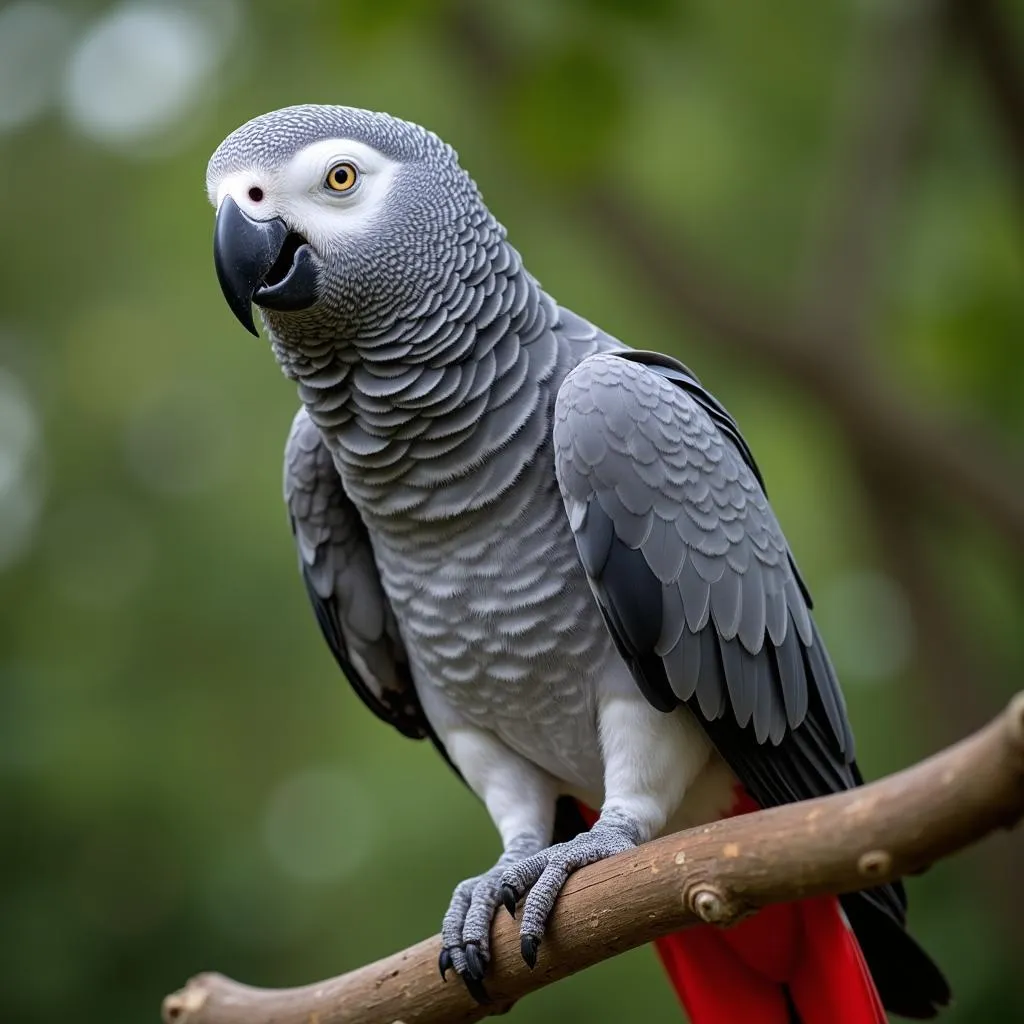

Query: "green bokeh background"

xmin=1 ymin=2 xmax=1021 ymax=1022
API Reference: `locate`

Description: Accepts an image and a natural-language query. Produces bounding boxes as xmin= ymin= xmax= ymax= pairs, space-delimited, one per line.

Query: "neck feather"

xmin=275 ymin=240 xmax=562 ymax=523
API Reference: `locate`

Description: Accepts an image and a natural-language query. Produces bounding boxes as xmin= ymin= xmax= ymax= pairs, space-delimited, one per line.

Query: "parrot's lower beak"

xmin=213 ymin=196 xmax=320 ymax=335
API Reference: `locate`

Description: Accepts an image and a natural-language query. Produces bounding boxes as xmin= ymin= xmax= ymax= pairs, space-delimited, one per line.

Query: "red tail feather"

xmin=579 ymin=795 xmax=886 ymax=1023
xmin=654 ymin=895 xmax=886 ymax=1023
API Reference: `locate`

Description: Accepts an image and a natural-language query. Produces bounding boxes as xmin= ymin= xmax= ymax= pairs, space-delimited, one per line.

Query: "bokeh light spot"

xmin=0 ymin=368 xmax=39 ymax=497
xmin=62 ymin=1 xmax=235 ymax=147
xmin=0 ymin=368 xmax=44 ymax=570
xmin=0 ymin=3 xmax=73 ymax=134
xmin=262 ymin=767 xmax=377 ymax=884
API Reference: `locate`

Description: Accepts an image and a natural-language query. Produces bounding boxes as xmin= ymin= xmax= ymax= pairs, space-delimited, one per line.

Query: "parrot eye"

xmin=325 ymin=162 xmax=359 ymax=193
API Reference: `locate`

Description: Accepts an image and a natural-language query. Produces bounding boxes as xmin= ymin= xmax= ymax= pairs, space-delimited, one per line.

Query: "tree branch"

xmin=164 ymin=693 xmax=1024 ymax=1024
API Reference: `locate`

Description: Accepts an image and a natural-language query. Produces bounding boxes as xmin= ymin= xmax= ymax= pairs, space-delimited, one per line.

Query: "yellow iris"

xmin=325 ymin=162 xmax=358 ymax=192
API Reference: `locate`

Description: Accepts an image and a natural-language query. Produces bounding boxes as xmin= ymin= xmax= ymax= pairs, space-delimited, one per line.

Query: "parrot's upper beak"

xmin=213 ymin=196 xmax=320 ymax=335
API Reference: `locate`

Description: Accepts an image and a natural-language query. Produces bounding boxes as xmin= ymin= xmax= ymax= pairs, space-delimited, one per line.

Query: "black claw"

xmin=438 ymin=947 xmax=453 ymax=980
xmin=464 ymin=942 xmax=487 ymax=982
xmin=462 ymin=973 xmax=490 ymax=1005
xmin=521 ymin=934 xmax=540 ymax=969
xmin=501 ymin=884 xmax=518 ymax=918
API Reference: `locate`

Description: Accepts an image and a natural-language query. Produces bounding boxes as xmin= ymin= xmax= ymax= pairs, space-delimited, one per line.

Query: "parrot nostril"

xmin=248 ymin=186 xmax=264 ymax=202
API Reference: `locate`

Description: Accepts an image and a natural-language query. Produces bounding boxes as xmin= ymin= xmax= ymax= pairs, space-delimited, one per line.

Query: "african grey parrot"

xmin=206 ymin=105 xmax=950 ymax=1022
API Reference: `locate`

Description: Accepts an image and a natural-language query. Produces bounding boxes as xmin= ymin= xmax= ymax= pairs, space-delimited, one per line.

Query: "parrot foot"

xmin=498 ymin=811 xmax=640 ymax=966
xmin=439 ymin=833 xmax=543 ymax=1000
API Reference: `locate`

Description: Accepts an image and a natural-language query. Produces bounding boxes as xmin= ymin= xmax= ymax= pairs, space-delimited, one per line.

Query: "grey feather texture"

xmin=207 ymin=105 xmax=949 ymax=1019
xmin=552 ymin=351 xmax=849 ymax=753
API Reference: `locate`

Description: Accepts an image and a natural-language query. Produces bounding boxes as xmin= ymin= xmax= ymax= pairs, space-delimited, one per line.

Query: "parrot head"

xmin=206 ymin=105 xmax=487 ymax=337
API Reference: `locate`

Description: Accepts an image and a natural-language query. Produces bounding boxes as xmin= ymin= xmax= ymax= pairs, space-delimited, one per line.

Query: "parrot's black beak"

xmin=213 ymin=196 xmax=320 ymax=335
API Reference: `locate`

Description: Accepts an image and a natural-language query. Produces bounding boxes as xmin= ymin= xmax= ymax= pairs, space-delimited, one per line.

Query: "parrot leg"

xmin=435 ymin=724 xmax=558 ymax=1000
xmin=439 ymin=835 xmax=543 ymax=995
xmin=499 ymin=690 xmax=713 ymax=966
xmin=498 ymin=810 xmax=640 ymax=966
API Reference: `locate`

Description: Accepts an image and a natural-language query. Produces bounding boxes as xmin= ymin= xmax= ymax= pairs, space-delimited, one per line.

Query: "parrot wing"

xmin=284 ymin=406 xmax=428 ymax=739
xmin=554 ymin=349 xmax=860 ymax=790
xmin=553 ymin=349 xmax=954 ymax=1017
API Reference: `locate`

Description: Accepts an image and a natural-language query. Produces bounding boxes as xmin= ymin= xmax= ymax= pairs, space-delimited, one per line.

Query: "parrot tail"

xmin=573 ymin=795 xmax=888 ymax=1024
xmin=653 ymin=895 xmax=886 ymax=1024
xmin=656 ymin=783 xmax=887 ymax=1022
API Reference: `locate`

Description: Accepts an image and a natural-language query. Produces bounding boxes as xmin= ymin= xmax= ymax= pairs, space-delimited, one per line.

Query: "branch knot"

xmin=162 ymin=976 xmax=210 ymax=1023
xmin=689 ymin=885 xmax=742 ymax=926
xmin=857 ymin=849 xmax=893 ymax=878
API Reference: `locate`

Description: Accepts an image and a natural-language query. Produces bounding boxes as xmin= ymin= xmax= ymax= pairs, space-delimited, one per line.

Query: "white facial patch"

xmin=209 ymin=138 xmax=401 ymax=253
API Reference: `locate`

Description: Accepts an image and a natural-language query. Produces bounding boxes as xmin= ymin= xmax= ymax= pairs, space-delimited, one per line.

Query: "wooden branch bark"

xmin=164 ymin=693 xmax=1024 ymax=1024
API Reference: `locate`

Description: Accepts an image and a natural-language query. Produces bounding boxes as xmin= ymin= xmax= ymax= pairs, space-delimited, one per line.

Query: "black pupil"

xmin=248 ymin=186 xmax=263 ymax=202
xmin=333 ymin=166 xmax=351 ymax=186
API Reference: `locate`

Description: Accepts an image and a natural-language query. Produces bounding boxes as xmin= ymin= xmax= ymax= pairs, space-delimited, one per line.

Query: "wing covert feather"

xmin=554 ymin=351 xmax=853 ymax=749
xmin=556 ymin=349 xmax=886 ymax=796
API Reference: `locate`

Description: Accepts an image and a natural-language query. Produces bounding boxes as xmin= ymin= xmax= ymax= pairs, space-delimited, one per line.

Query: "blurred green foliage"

xmin=0 ymin=1 xmax=1021 ymax=1022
